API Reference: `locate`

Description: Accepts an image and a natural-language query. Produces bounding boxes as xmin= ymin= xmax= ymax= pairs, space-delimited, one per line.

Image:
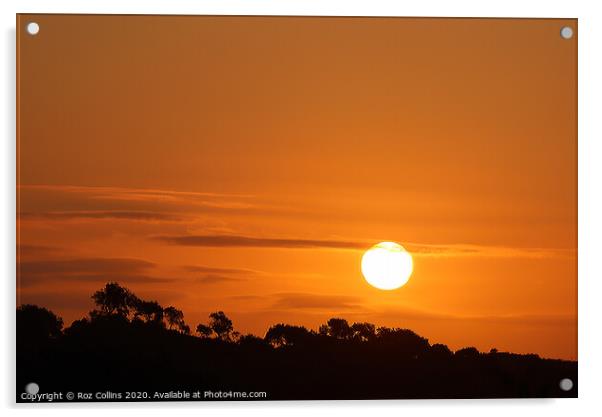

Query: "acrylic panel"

xmin=16 ymin=14 xmax=577 ymax=402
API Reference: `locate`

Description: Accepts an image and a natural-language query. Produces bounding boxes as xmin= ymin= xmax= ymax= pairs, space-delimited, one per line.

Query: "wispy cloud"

xmin=18 ymin=184 xmax=254 ymax=199
xmin=229 ymin=294 xmax=266 ymax=301
xmin=19 ymin=258 xmax=155 ymax=275
xmin=271 ymin=293 xmax=363 ymax=310
xmin=182 ymin=265 xmax=259 ymax=275
xmin=195 ymin=274 xmax=242 ymax=284
xmin=19 ymin=184 xmax=256 ymax=209
xmin=18 ymin=257 xmax=173 ymax=287
xmin=17 ymin=244 xmax=61 ymax=258
xmin=352 ymin=304 xmax=577 ymax=327
xmin=20 ymin=210 xmax=183 ymax=222
xmin=17 ymin=185 xmax=299 ymax=228
xmin=156 ymin=233 xmax=574 ymax=259
xmin=182 ymin=265 xmax=263 ymax=285
xmin=406 ymin=242 xmax=576 ymax=259
xmin=156 ymin=234 xmax=365 ymax=250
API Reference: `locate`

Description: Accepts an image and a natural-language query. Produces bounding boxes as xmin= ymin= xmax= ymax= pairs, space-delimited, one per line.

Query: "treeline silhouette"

xmin=17 ymin=282 xmax=577 ymax=401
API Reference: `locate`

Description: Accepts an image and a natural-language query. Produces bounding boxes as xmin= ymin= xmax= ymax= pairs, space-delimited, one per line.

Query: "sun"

xmin=361 ymin=242 xmax=413 ymax=290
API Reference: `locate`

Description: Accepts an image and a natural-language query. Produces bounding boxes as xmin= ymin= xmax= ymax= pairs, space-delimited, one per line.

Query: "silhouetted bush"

xmin=455 ymin=346 xmax=481 ymax=358
xmin=265 ymin=324 xmax=315 ymax=347
xmin=17 ymin=304 xmax=63 ymax=347
xmin=428 ymin=343 xmax=453 ymax=359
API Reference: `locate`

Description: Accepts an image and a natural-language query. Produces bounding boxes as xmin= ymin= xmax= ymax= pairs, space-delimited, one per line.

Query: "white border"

xmin=2 ymin=1 xmax=601 ymax=416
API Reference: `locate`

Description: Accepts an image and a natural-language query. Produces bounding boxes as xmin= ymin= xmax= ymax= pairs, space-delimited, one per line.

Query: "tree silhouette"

xmin=375 ymin=327 xmax=430 ymax=357
xmin=238 ymin=334 xmax=269 ymax=348
xmin=319 ymin=318 xmax=352 ymax=340
xmin=455 ymin=346 xmax=480 ymax=358
xmin=17 ymin=304 xmax=63 ymax=345
xmin=164 ymin=306 xmax=184 ymax=330
xmin=91 ymin=282 xmax=137 ymax=318
xmin=163 ymin=306 xmax=191 ymax=334
xmin=134 ymin=299 xmax=164 ymax=324
xmin=208 ymin=311 xmax=234 ymax=341
xmin=195 ymin=311 xmax=236 ymax=341
xmin=196 ymin=323 xmax=213 ymax=338
xmin=350 ymin=322 xmax=376 ymax=342
xmin=265 ymin=324 xmax=314 ymax=347
xmin=430 ymin=343 xmax=453 ymax=358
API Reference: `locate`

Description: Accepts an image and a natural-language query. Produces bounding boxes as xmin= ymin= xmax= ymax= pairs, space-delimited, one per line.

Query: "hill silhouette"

xmin=17 ymin=282 xmax=577 ymax=401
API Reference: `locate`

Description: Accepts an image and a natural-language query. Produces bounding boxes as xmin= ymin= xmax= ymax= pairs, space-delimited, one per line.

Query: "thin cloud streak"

xmin=17 ymin=244 xmax=61 ymax=258
xmin=19 ymin=184 xmax=256 ymax=209
xmin=271 ymin=293 xmax=363 ymax=310
xmin=20 ymin=210 xmax=183 ymax=222
xmin=155 ymin=233 xmax=575 ymax=259
xmin=362 ymin=305 xmax=577 ymax=327
xmin=17 ymin=257 xmax=173 ymax=287
xmin=183 ymin=265 xmax=260 ymax=275
xmin=406 ymin=243 xmax=576 ymax=260
xmin=17 ymin=185 xmax=299 ymax=219
xmin=19 ymin=258 xmax=155 ymax=275
xmin=195 ymin=274 xmax=242 ymax=284
xmin=19 ymin=273 xmax=175 ymax=287
xmin=18 ymin=184 xmax=255 ymax=199
xmin=156 ymin=234 xmax=365 ymax=250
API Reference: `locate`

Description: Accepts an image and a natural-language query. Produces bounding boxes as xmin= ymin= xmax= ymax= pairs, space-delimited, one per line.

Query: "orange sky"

xmin=17 ymin=15 xmax=577 ymax=360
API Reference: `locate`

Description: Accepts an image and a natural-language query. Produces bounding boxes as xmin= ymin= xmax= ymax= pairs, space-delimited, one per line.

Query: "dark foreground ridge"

xmin=17 ymin=283 xmax=577 ymax=401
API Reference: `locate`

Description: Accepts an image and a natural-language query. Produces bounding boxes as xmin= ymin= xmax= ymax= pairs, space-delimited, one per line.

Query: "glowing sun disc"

xmin=361 ymin=242 xmax=413 ymax=290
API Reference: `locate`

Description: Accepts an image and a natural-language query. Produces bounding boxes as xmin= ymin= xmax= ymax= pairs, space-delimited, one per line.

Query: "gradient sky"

xmin=17 ymin=15 xmax=577 ymax=359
